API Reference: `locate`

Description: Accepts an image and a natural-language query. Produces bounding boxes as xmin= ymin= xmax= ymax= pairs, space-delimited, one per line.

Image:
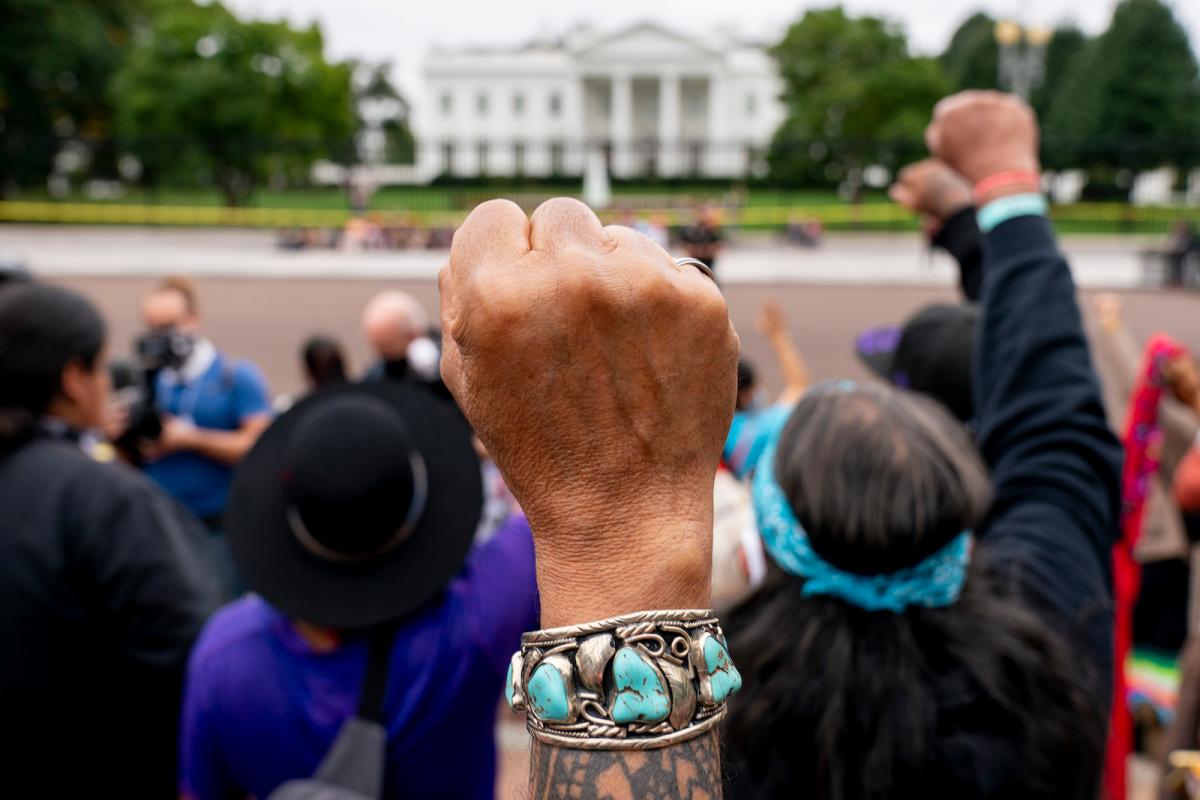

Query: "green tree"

xmin=766 ymin=7 xmax=950 ymax=191
xmin=1043 ymin=0 xmax=1200 ymax=185
xmin=1030 ymin=27 xmax=1089 ymax=121
xmin=941 ymin=13 xmax=999 ymax=91
xmin=112 ymin=1 xmax=355 ymax=205
xmin=0 ymin=0 xmax=167 ymax=192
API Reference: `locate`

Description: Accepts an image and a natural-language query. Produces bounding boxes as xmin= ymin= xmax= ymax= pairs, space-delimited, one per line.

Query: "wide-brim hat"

xmin=228 ymin=382 xmax=481 ymax=629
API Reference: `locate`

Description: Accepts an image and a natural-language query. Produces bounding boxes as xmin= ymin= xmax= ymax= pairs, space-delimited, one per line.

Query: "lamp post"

xmin=995 ymin=20 xmax=1052 ymax=100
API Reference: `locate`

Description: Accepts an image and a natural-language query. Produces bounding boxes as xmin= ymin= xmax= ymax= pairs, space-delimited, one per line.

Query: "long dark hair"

xmin=723 ymin=385 xmax=1104 ymax=799
xmin=0 ymin=284 xmax=106 ymax=453
xmin=301 ymin=335 xmax=348 ymax=388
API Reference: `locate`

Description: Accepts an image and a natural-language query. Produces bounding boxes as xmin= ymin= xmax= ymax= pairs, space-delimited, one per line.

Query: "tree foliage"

xmin=1043 ymin=0 xmax=1200 ymax=178
xmin=941 ymin=13 xmax=999 ymax=92
xmin=112 ymin=0 xmax=355 ymax=204
xmin=0 ymin=0 xmax=163 ymax=189
xmin=766 ymin=8 xmax=950 ymax=190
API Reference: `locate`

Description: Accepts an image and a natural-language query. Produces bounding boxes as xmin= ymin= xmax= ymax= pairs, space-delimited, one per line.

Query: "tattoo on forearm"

xmin=528 ymin=731 xmax=721 ymax=800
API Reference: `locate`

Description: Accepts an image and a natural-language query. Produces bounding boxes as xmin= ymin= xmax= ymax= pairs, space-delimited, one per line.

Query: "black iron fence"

xmin=1 ymin=135 xmax=1198 ymax=233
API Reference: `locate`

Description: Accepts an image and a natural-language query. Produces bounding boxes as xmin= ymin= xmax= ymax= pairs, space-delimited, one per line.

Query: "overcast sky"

xmin=225 ymin=0 xmax=1200 ymax=102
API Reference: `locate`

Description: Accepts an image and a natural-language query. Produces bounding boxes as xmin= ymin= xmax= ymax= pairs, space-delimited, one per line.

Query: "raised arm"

xmin=889 ymin=158 xmax=981 ymax=301
xmin=928 ymin=93 xmax=1122 ymax=652
xmin=755 ymin=301 xmax=810 ymax=405
xmin=439 ymin=198 xmax=737 ymax=798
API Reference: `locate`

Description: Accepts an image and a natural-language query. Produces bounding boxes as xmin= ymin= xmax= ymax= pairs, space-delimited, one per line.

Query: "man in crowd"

xmin=179 ymin=382 xmax=537 ymax=799
xmin=139 ymin=275 xmax=272 ymax=596
xmin=0 ymin=284 xmax=216 ymax=796
xmin=361 ymin=289 xmax=450 ymax=400
xmin=680 ymin=202 xmax=725 ymax=276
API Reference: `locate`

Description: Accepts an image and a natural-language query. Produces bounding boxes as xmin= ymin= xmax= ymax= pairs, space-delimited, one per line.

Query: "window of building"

xmin=514 ymin=142 xmax=526 ymax=175
xmin=745 ymin=93 xmax=757 ymax=117
xmin=548 ymin=92 xmax=562 ymax=117
xmin=513 ymin=92 xmax=525 ymax=115
xmin=550 ymin=141 xmax=565 ymax=174
xmin=441 ymin=141 xmax=455 ymax=173
xmin=476 ymin=92 xmax=488 ymax=115
xmin=440 ymin=92 xmax=453 ymax=115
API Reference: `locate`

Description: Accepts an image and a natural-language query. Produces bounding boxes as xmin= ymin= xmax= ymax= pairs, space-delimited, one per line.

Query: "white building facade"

xmin=412 ymin=23 xmax=785 ymax=181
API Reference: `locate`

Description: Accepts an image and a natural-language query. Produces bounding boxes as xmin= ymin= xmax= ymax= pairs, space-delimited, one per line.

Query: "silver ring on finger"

xmin=674 ymin=257 xmax=718 ymax=285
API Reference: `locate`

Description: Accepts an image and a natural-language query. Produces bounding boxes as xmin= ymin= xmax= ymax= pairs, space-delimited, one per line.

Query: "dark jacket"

xmin=0 ymin=432 xmax=217 ymax=796
xmin=959 ymin=214 xmax=1121 ymax=793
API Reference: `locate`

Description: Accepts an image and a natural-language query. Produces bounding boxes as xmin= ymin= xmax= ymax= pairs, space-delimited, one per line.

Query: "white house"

xmin=411 ymin=22 xmax=785 ymax=181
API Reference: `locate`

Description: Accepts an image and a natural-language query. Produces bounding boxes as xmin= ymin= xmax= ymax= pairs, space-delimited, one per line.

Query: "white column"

xmin=658 ymin=72 xmax=681 ymax=178
xmin=705 ymin=75 xmax=729 ymax=177
xmin=609 ymin=72 xmax=633 ymax=178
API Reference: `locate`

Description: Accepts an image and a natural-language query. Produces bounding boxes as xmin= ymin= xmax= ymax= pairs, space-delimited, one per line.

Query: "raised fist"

xmin=925 ymin=90 xmax=1040 ymax=195
xmin=440 ymin=197 xmax=739 ymax=626
xmin=889 ymin=158 xmax=973 ymax=230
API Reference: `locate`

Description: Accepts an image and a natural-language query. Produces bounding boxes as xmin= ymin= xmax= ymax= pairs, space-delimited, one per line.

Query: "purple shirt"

xmin=180 ymin=514 xmax=538 ymax=800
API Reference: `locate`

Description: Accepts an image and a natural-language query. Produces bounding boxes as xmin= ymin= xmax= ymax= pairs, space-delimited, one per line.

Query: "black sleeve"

xmin=84 ymin=486 xmax=218 ymax=668
xmin=932 ymin=206 xmax=984 ymax=302
xmin=69 ymin=473 xmax=219 ymax=795
xmin=972 ymin=215 xmax=1122 ymax=695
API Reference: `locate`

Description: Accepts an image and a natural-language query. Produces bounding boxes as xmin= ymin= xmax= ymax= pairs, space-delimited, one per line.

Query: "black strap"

xmin=357 ymin=622 xmax=399 ymax=723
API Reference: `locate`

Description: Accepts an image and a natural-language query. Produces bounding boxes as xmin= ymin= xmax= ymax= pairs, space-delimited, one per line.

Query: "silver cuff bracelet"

xmin=505 ymin=609 xmax=742 ymax=750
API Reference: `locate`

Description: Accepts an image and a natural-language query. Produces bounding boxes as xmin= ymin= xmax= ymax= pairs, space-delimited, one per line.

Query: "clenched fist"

xmin=440 ymin=198 xmax=739 ymax=626
xmin=889 ymin=158 xmax=973 ymax=233
xmin=925 ymin=90 xmax=1040 ymax=202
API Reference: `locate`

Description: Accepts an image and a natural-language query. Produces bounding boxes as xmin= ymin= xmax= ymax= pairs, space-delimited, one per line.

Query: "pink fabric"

xmin=1107 ymin=333 xmax=1186 ymax=800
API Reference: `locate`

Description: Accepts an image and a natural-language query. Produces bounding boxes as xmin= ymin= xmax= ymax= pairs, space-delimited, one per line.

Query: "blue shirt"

xmin=145 ymin=352 xmax=270 ymax=518
xmin=179 ymin=514 xmax=539 ymax=800
xmin=723 ymin=403 xmax=794 ymax=479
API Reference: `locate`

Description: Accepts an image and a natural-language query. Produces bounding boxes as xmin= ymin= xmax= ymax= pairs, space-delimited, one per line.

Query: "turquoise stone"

xmin=504 ymin=663 xmax=515 ymax=710
xmin=703 ymin=636 xmax=742 ymax=703
xmin=527 ymin=663 xmax=571 ymax=722
xmin=610 ymin=647 xmax=670 ymax=724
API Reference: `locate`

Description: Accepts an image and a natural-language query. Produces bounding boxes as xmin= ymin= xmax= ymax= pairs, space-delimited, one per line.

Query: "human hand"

xmin=889 ymin=159 xmax=973 ymax=233
xmin=139 ymin=414 xmax=195 ymax=461
xmin=925 ymin=91 xmax=1040 ymax=203
xmin=755 ymin=300 xmax=787 ymax=340
xmin=1166 ymin=355 xmax=1200 ymax=413
xmin=440 ymin=198 xmax=739 ymax=626
xmin=1093 ymin=293 xmax=1123 ymax=334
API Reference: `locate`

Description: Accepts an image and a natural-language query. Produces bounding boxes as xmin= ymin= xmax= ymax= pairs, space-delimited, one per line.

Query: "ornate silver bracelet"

xmin=505 ymin=609 xmax=741 ymax=750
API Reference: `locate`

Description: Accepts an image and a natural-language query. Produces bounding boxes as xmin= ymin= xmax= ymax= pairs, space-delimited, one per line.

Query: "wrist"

xmin=972 ymin=168 xmax=1041 ymax=206
xmin=528 ymin=506 xmax=713 ymax=627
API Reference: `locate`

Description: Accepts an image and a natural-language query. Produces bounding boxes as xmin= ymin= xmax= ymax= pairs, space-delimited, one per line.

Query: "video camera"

xmin=110 ymin=328 xmax=194 ymax=462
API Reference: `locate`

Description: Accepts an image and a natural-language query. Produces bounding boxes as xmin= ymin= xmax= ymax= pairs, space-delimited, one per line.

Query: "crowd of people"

xmin=2 ymin=90 xmax=1200 ymax=800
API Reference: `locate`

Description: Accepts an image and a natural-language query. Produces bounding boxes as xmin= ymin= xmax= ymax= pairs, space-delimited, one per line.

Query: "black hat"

xmin=228 ymin=382 xmax=482 ymax=629
xmin=854 ymin=303 xmax=979 ymax=422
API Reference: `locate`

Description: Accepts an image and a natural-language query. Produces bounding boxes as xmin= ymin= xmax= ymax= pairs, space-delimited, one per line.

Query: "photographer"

xmin=137 ymin=276 xmax=272 ymax=597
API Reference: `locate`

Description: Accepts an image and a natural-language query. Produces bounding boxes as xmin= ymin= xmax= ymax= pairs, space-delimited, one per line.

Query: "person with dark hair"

xmin=0 ymin=284 xmax=216 ymax=796
xmin=679 ymin=202 xmax=725 ymax=276
xmin=721 ymin=93 xmax=1121 ymax=799
xmin=301 ymin=334 xmax=348 ymax=390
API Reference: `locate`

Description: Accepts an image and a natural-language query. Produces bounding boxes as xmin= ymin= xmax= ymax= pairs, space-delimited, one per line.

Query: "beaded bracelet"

xmin=505 ymin=609 xmax=742 ymax=750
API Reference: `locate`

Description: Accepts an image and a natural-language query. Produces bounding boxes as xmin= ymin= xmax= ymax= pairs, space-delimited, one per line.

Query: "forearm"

xmin=974 ymin=216 xmax=1122 ymax=547
xmin=181 ymin=423 xmax=262 ymax=465
xmin=767 ymin=332 xmax=810 ymax=405
xmin=931 ymin=206 xmax=983 ymax=301
xmin=530 ymin=728 xmax=721 ymax=800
